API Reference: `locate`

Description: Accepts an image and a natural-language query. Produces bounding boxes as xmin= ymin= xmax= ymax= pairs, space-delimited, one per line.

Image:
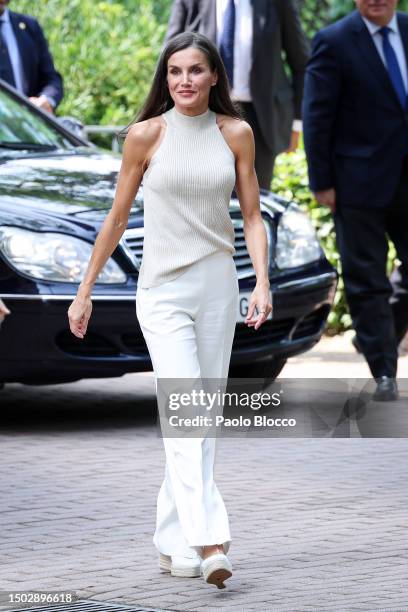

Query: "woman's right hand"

xmin=68 ymin=293 xmax=93 ymax=339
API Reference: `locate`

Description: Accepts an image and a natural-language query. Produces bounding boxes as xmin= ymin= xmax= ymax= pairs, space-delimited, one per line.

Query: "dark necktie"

xmin=0 ymin=20 xmax=16 ymax=87
xmin=219 ymin=0 xmax=235 ymax=88
xmin=379 ymin=26 xmax=408 ymax=111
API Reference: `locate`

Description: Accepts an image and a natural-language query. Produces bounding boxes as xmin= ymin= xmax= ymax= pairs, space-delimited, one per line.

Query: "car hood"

xmin=0 ymin=150 xmax=287 ymax=229
xmin=0 ymin=150 xmax=137 ymax=211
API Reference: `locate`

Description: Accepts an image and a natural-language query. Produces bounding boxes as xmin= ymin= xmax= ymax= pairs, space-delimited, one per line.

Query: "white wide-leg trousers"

xmin=136 ymin=251 xmax=239 ymax=558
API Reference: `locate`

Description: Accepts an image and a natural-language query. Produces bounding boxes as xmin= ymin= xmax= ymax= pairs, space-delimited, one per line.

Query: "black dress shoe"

xmin=373 ymin=376 xmax=399 ymax=402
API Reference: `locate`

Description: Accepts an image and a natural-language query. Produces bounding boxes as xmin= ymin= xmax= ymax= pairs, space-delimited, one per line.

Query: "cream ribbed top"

xmin=137 ymin=105 xmax=236 ymax=288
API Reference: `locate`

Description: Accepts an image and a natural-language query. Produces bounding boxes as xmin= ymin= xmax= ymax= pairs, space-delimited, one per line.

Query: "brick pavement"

xmin=0 ymin=336 xmax=408 ymax=612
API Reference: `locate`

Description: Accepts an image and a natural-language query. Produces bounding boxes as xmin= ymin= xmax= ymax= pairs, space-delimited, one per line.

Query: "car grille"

xmin=121 ymin=226 xmax=144 ymax=266
xmin=122 ymin=217 xmax=273 ymax=280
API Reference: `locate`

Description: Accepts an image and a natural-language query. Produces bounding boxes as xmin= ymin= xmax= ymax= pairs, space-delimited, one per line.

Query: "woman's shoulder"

xmin=126 ymin=115 xmax=165 ymax=150
xmin=215 ymin=113 xmax=253 ymax=151
xmin=215 ymin=113 xmax=252 ymax=137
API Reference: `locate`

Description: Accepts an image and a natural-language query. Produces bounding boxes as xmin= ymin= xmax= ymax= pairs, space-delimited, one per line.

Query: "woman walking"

xmin=68 ymin=32 xmax=272 ymax=589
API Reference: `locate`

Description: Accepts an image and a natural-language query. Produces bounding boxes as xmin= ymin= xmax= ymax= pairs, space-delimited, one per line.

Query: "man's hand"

xmin=29 ymin=95 xmax=54 ymax=114
xmin=284 ymin=130 xmax=300 ymax=153
xmin=314 ymin=188 xmax=336 ymax=212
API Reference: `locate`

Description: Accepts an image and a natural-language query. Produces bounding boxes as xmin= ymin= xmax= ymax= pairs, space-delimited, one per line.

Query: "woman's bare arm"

xmin=223 ymin=118 xmax=272 ymax=329
xmin=68 ymin=121 xmax=156 ymax=338
xmin=78 ymin=124 xmax=151 ymax=297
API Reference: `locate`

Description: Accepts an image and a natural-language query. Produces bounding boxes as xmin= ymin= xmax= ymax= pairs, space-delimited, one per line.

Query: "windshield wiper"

xmin=0 ymin=141 xmax=58 ymax=151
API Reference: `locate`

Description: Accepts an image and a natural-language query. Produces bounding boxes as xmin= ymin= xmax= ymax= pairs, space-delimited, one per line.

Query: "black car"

xmin=0 ymin=80 xmax=337 ymax=386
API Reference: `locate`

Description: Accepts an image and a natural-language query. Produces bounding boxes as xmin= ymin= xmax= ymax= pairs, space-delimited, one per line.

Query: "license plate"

xmin=237 ymin=290 xmax=273 ymax=323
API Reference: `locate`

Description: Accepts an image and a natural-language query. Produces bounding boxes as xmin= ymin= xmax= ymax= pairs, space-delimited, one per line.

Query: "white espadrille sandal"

xmin=159 ymin=553 xmax=201 ymax=577
xmin=201 ymin=552 xmax=232 ymax=589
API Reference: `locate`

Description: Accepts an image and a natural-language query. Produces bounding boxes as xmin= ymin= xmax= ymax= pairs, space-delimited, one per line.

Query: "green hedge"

xmin=299 ymin=0 xmax=330 ymax=36
xmin=15 ymin=0 xmax=166 ymax=126
xmin=271 ymin=147 xmax=351 ymax=333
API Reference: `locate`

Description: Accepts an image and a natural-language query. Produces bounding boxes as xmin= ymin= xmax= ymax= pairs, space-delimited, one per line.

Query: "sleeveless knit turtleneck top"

xmin=137 ymin=105 xmax=236 ymax=288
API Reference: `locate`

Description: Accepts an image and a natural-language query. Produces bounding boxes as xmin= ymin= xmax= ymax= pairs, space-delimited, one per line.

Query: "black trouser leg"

xmin=386 ymin=158 xmax=408 ymax=344
xmin=333 ymin=207 xmax=398 ymax=378
xmin=237 ymin=101 xmax=276 ymax=191
xmin=334 ymin=158 xmax=408 ymax=377
xmin=390 ymin=265 xmax=408 ymax=343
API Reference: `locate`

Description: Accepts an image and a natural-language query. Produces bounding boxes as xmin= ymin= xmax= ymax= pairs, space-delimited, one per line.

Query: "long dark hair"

xmin=122 ymin=32 xmax=242 ymax=135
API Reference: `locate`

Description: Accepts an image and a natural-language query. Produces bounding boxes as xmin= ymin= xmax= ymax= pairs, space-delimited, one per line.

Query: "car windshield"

xmin=0 ymin=87 xmax=77 ymax=152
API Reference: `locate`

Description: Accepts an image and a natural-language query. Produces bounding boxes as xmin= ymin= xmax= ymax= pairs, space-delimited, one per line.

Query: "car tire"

xmin=228 ymin=357 xmax=287 ymax=390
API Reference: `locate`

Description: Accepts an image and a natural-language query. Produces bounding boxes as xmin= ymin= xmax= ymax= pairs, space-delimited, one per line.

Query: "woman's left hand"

xmin=244 ymin=282 xmax=273 ymax=330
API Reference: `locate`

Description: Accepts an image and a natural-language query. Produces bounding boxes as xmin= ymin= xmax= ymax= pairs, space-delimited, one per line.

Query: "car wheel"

xmin=228 ymin=357 xmax=287 ymax=390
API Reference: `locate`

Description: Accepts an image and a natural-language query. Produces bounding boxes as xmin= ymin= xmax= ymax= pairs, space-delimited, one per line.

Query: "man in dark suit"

xmin=164 ymin=0 xmax=310 ymax=190
xmin=302 ymin=0 xmax=408 ymax=401
xmin=0 ymin=0 xmax=63 ymax=113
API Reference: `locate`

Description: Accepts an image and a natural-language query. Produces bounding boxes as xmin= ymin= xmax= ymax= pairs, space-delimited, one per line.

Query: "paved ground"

xmin=281 ymin=330 xmax=408 ymax=378
xmin=0 ymin=334 xmax=407 ymax=612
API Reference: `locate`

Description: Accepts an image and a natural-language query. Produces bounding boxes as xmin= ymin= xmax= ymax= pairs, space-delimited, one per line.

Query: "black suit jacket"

xmin=302 ymin=10 xmax=408 ymax=208
xmin=6 ymin=11 xmax=63 ymax=108
xmin=165 ymin=0 xmax=310 ymax=155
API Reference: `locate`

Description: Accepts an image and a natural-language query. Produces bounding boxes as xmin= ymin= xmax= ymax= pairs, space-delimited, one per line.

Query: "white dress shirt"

xmin=216 ymin=0 xmax=301 ymax=132
xmin=0 ymin=8 xmax=26 ymax=93
xmin=216 ymin=0 xmax=252 ymax=102
xmin=362 ymin=13 xmax=408 ymax=94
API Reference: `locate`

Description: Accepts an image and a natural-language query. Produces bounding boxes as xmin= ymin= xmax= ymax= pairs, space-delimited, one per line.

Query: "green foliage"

xmin=15 ymin=0 xmax=166 ymax=126
xmin=115 ymin=0 xmax=172 ymax=25
xmin=271 ymin=147 xmax=351 ymax=334
xmin=298 ymin=0 xmax=330 ymax=37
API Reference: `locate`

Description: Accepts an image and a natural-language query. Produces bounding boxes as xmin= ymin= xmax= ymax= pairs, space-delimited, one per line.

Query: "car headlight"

xmin=275 ymin=204 xmax=322 ymax=269
xmin=0 ymin=226 xmax=126 ymax=283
